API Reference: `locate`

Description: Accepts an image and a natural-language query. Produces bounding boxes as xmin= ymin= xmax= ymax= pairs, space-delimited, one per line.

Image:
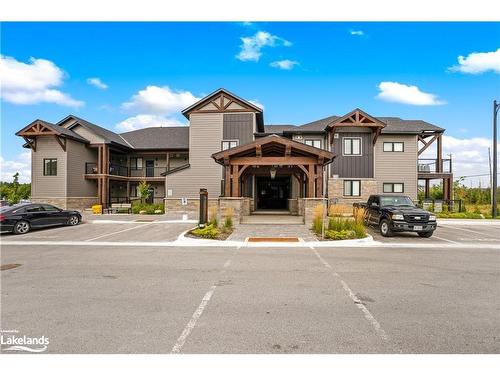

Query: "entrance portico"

xmin=212 ymin=135 xmax=336 ymax=211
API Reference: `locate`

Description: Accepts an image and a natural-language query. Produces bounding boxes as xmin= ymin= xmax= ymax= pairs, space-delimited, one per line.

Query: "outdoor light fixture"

xmin=270 ymin=166 xmax=277 ymax=179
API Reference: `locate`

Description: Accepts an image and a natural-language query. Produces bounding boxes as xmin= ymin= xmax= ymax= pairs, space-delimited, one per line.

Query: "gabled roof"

xmin=212 ymin=134 xmax=335 ymax=165
xmin=120 ymin=126 xmax=189 ymax=150
xmin=57 ymin=115 xmax=132 ymax=148
xmin=325 ymin=108 xmax=386 ymax=129
xmin=181 ymin=88 xmax=265 ymax=132
xmin=16 ymin=119 xmax=89 ymax=143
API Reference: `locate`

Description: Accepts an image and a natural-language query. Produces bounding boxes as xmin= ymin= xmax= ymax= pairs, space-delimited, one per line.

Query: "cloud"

xmin=0 ymin=55 xmax=84 ymax=107
xmin=87 ymin=77 xmax=108 ymax=90
xmin=236 ymin=31 xmax=292 ymax=62
xmin=116 ymin=115 xmax=186 ymax=132
xmin=0 ymin=151 xmax=31 ymax=183
xmin=350 ymin=30 xmax=364 ymax=36
xmin=448 ymin=48 xmax=500 ymax=74
xmin=420 ymin=135 xmax=500 ymax=187
xmin=270 ymin=59 xmax=299 ymax=70
xmin=249 ymin=99 xmax=265 ymax=110
xmin=376 ymin=81 xmax=446 ymax=106
xmin=122 ymin=85 xmax=200 ymax=115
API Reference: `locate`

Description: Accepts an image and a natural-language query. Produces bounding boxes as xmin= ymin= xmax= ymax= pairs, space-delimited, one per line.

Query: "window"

xmin=41 ymin=204 xmax=60 ymax=212
xmin=383 ymin=142 xmax=404 ymax=152
xmin=305 ymin=139 xmax=322 ymax=149
xmin=43 ymin=159 xmax=57 ymax=176
xmin=343 ymin=138 xmax=361 ymax=155
xmin=222 ymin=140 xmax=238 ymax=150
xmin=383 ymin=183 xmax=404 ymax=193
xmin=343 ymin=180 xmax=361 ymax=196
xmin=26 ymin=205 xmax=43 ymax=213
xmin=130 ymin=157 xmax=143 ymax=170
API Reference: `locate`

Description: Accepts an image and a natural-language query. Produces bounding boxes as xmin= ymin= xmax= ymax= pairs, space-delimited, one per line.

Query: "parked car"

xmin=354 ymin=195 xmax=436 ymax=237
xmin=0 ymin=203 xmax=82 ymax=234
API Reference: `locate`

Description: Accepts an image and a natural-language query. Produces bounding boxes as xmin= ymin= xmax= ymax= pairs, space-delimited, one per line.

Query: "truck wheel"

xmin=418 ymin=231 xmax=433 ymax=238
xmin=379 ymin=219 xmax=393 ymax=237
xmin=13 ymin=220 xmax=31 ymax=235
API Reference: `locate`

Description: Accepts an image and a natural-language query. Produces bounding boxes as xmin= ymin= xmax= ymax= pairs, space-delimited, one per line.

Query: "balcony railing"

xmin=129 ymin=167 xmax=167 ymax=178
xmin=85 ymin=163 xmax=167 ymax=178
xmin=418 ymin=158 xmax=452 ymax=174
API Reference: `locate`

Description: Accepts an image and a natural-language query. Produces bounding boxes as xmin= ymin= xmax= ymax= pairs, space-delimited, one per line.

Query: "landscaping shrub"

xmin=325 ymin=229 xmax=356 ymax=240
xmin=326 ymin=216 xmax=366 ymax=240
xmin=191 ymin=224 xmax=219 ymax=239
xmin=311 ymin=204 xmax=325 ymax=234
xmin=132 ymin=202 xmax=164 ymax=214
xmin=223 ymin=207 xmax=234 ymax=231
xmin=208 ymin=206 xmax=218 ymax=227
xmin=328 ymin=204 xmax=351 ymax=217
xmin=436 ymin=211 xmax=483 ymax=219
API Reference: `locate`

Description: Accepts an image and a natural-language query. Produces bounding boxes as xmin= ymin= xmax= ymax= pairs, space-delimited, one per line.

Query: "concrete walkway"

xmin=240 ymin=214 xmax=304 ymax=224
xmin=228 ymin=223 xmax=316 ymax=241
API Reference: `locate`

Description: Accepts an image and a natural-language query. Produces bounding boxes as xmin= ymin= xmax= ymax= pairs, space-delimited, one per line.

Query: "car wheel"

xmin=68 ymin=215 xmax=80 ymax=226
xmin=418 ymin=231 xmax=433 ymax=238
xmin=379 ymin=219 xmax=393 ymax=237
xmin=13 ymin=220 xmax=31 ymax=235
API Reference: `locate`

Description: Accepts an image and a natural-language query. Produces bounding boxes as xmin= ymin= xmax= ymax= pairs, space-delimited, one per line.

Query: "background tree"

xmin=137 ymin=180 xmax=151 ymax=204
xmin=0 ymin=173 xmax=31 ymax=204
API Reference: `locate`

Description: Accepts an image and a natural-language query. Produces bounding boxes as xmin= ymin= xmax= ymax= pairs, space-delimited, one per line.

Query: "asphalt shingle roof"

xmin=264 ymin=115 xmax=443 ymax=135
xmin=120 ymin=126 xmax=189 ymax=149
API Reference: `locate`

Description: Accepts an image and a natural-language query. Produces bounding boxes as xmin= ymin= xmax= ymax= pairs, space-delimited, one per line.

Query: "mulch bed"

xmin=185 ymin=228 xmax=233 ymax=241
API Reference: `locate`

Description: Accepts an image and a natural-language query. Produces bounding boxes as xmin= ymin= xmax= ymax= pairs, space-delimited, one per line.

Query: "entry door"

xmin=256 ymin=176 xmax=291 ymax=210
xmin=146 ymin=188 xmax=154 ymax=204
xmin=145 ymin=160 xmax=155 ymax=177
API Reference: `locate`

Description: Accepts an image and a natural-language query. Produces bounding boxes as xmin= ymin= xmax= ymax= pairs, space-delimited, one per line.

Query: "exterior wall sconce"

xmin=270 ymin=166 xmax=277 ymax=179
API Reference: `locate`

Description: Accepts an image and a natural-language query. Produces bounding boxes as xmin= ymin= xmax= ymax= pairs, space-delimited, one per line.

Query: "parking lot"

xmin=1 ymin=219 xmax=499 ymax=353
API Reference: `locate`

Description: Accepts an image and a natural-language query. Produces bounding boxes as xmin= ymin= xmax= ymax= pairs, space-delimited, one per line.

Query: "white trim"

xmin=342 ymin=136 xmax=362 ymax=156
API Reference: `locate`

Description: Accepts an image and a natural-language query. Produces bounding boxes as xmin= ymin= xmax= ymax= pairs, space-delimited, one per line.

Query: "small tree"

xmin=6 ymin=173 xmax=22 ymax=205
xmin=137 ymin=180 xmax=151 ymax=204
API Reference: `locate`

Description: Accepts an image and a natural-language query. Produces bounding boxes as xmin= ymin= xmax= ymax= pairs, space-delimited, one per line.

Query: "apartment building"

xmin=16 ymin=88 xmax=452 ymax=214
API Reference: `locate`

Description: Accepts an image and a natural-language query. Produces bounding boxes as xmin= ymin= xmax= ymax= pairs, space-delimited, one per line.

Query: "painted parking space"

xmin=0 ymin=221 xmax=193 ymax=243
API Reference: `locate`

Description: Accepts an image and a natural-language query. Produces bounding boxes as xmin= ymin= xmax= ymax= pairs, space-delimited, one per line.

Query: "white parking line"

xmin=440 ymin=225 xmax=500 ymax=238
xmin=84 ymin=224 xmax=153 ymax=242
xmin=309 ymin=245 xmax=389 ymax=342
xmin=171 ymin=246 xmax=240 ymax=354
xmin=432 ymin=235 xmax=460 ymax=245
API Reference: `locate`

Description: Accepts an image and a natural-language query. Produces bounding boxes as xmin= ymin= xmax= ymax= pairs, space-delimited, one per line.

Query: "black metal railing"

xmin=418 ymin=158 xmax=452 ymax=174
xmin=108 ymin=163 xmax=129 ymax=177
xmin=129 ymin=167 xmax=167 ymax=178
xmin=85 ymin=162 xmax=98 ymax=174
xmin=418 ymin=199 xmax=464 ymax=213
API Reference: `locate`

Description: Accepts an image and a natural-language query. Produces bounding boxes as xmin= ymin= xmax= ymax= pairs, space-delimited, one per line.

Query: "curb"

xmin=175 ymin=227 xmax=376 ymax=247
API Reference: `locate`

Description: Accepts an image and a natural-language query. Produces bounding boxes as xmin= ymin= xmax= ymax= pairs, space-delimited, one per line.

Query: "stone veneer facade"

xmin=327 ymin=178 xmax=378 ymax=205
xmin=31 ymin=197 xmax=98 ymax=211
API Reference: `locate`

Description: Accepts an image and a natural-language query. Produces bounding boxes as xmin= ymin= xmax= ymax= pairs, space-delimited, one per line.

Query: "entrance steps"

xmin=240 ymin=214 xmax=304 ymax=225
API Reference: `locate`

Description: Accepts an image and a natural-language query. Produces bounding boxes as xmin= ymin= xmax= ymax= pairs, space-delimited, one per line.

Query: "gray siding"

xmin=374 ymin=134 xmax=418 ymax=200
xmin=31 ymin=137 xmax=67 ymax=197
xmin=223 ymin=113 xmax=254 ymax=146
xmin=166 ymin=113 xmax=224 ymax=198
xmin=66 ymin=140 xmax=97 ymax=197
xmin=331 ymin=130 xmax=373 ymax=178
xmin=70 ymin=124 xmax=105 ymax=143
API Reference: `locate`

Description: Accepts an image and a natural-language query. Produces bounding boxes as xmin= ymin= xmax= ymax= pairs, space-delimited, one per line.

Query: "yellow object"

xmin=92 ymin=204 xmax=102 ymax=215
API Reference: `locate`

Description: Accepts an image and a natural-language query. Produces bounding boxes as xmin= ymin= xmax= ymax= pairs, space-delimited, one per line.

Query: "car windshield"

xmin=380 ymin=196 xmax=415 ymax=207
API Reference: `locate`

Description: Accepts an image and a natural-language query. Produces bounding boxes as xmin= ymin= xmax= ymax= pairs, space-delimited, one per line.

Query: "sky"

xmin=1 ymin=22 xmax=499 ymax=185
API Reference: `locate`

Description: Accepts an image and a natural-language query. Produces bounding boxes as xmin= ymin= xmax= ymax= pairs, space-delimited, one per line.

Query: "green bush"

xmin=325 ymin=229 xmax=356 ymax=240
xmin=223 ymin=216 xmax=233 ymax=230
xmin=325 ymin=217 xmax=366 ymax=240
xmin=131 ymin=202 xmax=164 ymax=214
xmin=436 ymin=212 xmax=483 ymax=219
xmin=191 ymin=224 xmax=219 ymax=239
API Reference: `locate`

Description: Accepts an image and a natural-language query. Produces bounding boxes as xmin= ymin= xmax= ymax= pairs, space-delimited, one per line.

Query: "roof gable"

xmin=182 ymin=88 xmax=263 ymax=118
xmin=326 ymin=109 xmax=386 ymax=129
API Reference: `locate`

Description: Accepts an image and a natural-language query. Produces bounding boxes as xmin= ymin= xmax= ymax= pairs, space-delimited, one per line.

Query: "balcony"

xmin=85 ymin=162 xmax=166 ymax=179
xmin=418 ymin=158 xmax=452 ymax=179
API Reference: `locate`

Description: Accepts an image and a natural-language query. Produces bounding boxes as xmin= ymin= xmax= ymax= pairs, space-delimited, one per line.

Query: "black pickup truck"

xmin=354 ymin=195 xmax=437 ymax=237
